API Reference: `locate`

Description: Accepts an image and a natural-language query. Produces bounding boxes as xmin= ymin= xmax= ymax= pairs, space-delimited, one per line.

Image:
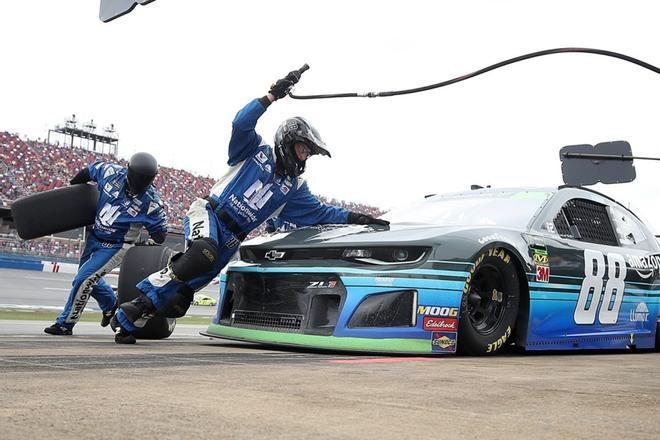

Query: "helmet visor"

xmin=126 ymin=170 xmax=155 ymax=195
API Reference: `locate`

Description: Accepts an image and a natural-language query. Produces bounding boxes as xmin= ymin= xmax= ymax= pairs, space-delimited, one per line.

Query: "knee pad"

xmin=156 ymin=285 xmax=195 ymax=318
xmin=119 ymin=294 xmax=156 ymax=328
xmin=169 ymin=237 xmax=218 ymax=282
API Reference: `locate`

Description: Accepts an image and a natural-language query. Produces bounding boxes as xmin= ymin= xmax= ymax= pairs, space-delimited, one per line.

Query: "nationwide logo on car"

xmin=431 ymin=331 xmax=457 ymax=353
xmin=423 ymin=317 xmax=458 ymax=331
xmin=629 ymin=302 xmax=649 ymax=322
xmin=417 ymin=305 xmax=458 ymax=317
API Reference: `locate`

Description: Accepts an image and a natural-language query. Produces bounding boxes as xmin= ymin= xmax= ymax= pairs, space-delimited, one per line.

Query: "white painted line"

xmin=0 ymin=304 xmax=101 ymax=311
xmin=43 ymin=287 xmax=70 ymax=291
xmin=24 ymin=276 xmax=71 ymax=282
xmin=0 ymin=304 xmax=63 ymax=310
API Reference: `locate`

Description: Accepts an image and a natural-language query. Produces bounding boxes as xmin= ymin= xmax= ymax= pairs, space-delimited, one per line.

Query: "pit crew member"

xmin=111 ymin=70 xmax=388 ymax=344
xmin=44 ymin=153 xmax=167 ymax=335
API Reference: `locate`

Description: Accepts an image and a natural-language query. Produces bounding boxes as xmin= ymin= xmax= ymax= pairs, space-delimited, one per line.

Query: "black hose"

xmin=289 ymin=48 xmax=660 ymax=100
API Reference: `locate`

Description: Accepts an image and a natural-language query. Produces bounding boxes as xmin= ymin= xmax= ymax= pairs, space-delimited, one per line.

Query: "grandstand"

xmin=0 ymin=130 xmax=385 ymax=261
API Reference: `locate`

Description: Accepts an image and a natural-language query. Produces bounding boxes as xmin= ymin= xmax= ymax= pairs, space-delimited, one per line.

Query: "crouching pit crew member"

xmin=44 ymin=153 xmax=167 ymax=336
xmin=111 ymin=69 xmax=389 ymax=344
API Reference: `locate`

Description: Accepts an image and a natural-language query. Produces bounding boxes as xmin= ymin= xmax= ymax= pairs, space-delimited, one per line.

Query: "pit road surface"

xmin=0 ymin=270 xmax=658 ymax=439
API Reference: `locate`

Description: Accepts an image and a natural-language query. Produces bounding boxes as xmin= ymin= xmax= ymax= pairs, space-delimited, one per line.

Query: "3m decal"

xmin=423 ymin=317 xmax=458 ymax=331
xmin=417 ymin=306 xmax=458 ymax=317
xmin=486 ymin=325 xmax=511 ymax=353
xmin=574 ymin=249 xmax=626 ymax=325
xmin=431 ymin=331 xmax=457 ymax=353
xmin=536 ymin=265 xmax=550 ymax=283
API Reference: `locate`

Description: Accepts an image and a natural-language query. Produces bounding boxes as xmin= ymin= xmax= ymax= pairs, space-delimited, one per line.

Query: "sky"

xmin=1 ymin=1 xmax=659 ymax=229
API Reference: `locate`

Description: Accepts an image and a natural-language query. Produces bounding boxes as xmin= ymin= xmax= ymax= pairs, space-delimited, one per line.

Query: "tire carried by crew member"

xmin=118 ymin=245 xmax=176 ymax=339
xmin=11 ymin=184 xmax=99 ymax=240
xmin=458 ymin=247 xmax=520 ymax=355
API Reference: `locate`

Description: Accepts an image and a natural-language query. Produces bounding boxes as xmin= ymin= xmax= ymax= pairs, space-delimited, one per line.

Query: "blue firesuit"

xmin=55 ymin=162 xmax=167 ymax=330
xmin=116 ymin=98 xmax=349 ymax=332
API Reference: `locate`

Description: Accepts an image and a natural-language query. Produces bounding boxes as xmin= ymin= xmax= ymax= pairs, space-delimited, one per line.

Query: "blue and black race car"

xmin=202 ymin=186 xmax=660 ymax=355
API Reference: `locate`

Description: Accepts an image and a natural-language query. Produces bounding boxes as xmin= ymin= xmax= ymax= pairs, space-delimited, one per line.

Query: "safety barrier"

xmin=0 ymin=253 xmax=78 ymax=273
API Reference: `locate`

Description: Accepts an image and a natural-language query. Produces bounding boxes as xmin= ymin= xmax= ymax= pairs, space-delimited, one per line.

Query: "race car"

xmin=193 ymin=293 xmax=217 ymax=307
xmin=202 ymin=186 xmax=660 ymax=354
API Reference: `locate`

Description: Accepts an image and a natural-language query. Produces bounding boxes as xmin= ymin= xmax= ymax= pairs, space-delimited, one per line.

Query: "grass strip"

xmin=0 ymin=309 xmax=212 ymax=325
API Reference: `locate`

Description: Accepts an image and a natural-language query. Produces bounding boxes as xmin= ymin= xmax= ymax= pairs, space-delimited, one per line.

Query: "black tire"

xmin=118 ymin=245 xmax=176 ymax=339
xmin=458 ymin=247 xmax=520 ymax=355
xmin=11 ymin=184 xmax=98 ymax=240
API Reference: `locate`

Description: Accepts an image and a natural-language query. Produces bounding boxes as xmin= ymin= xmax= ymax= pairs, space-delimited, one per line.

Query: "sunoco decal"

xmin=431 ymin=332 xmax=457 ymax=353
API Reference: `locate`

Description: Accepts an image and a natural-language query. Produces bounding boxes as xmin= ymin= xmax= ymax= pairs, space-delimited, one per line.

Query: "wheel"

xmin=11 ymin=184 xmax=98 ymax=239
xmin=458 ymin=247 xmax=520 ymax=355
xmin=118 ymin=245 xmax=176 ymax=339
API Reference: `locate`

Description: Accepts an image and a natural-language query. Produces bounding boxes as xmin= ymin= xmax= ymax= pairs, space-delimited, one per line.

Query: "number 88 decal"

xmin=574 ymin=249 xmax=626 ymax=325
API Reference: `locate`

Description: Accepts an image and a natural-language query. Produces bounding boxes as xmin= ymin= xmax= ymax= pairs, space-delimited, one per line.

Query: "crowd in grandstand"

xmin=1 ymin=130 xmax=385 ymax=260
xmin=0 ymin=234 xmax=81 ymax=262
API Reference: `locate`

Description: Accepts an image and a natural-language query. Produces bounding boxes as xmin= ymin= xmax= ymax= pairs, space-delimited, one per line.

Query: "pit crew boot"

xmin=114 ymin=327 xmax=136 ymax=345
xmin=100 ymin=304 xmax=117 ymax=328
xmin=119 ymin=294 xmax=156 ymax=328
xmin=44 ymin=324 xmax=73 ymax=336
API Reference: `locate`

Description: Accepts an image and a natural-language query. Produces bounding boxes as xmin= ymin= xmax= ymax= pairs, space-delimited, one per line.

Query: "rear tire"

xmin=458 ymin=247 xmax=520 ymax=355
xmin=118 ymin=245 xmax=176 ymax=339
xmin=11 ymin=184 xmax=98 ymax=239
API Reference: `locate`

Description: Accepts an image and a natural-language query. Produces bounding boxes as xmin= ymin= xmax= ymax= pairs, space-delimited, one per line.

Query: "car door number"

xmin=574 ymin=249 xmax=626 ymax=325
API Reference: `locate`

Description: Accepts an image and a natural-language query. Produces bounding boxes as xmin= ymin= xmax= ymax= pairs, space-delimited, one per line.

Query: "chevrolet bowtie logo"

xmin=264 ymin=250 xmax=286 ymax=261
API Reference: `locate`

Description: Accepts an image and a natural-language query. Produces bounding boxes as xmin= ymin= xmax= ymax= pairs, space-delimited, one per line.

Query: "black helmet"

xmin=274 ymin=117 xmax=330 ymax=177
xmin=126 ymin=152 xmax=158 ymax=196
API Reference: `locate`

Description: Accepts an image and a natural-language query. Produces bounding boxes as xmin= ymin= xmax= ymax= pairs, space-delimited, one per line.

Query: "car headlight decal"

xmin=348 ymin=290 xmax=417 ymax=328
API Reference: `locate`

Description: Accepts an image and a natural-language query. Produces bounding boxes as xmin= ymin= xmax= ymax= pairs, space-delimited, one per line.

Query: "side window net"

xmin=553 ymin=198 xmax=618 ymax=246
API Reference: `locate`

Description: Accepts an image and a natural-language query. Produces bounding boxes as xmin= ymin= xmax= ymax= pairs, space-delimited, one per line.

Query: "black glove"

xmin=347 ymin=212 xmax=390 ymax=227
xmin=269 ymin=70 xmax=303 ymax=100
xmin=70 ymin=167 xmax=91 ymax=185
